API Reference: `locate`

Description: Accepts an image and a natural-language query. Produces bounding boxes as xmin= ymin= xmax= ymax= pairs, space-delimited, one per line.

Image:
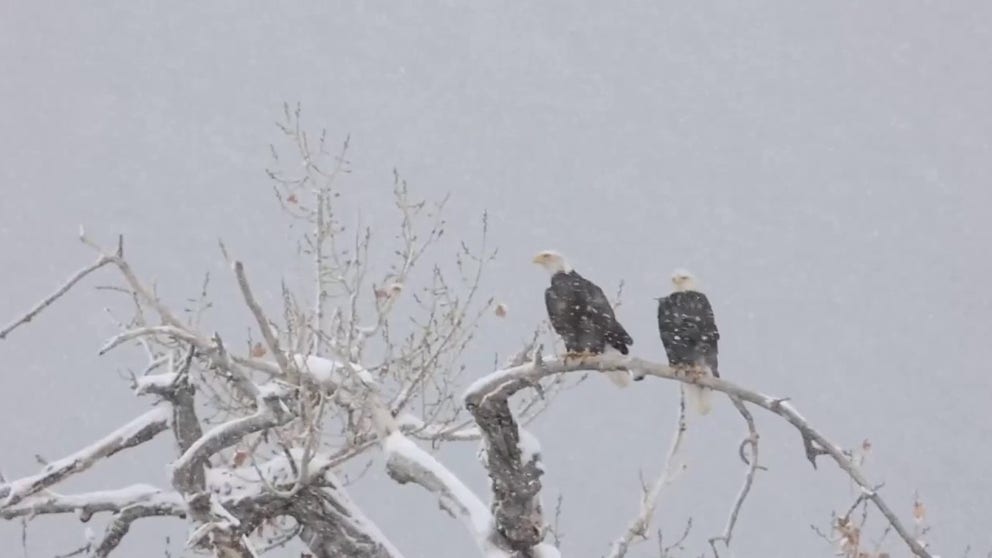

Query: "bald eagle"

xmin=533 ymin=250 xmax=633 ymax=387
xmin=657 ymin=269 xmax=720 ymax=414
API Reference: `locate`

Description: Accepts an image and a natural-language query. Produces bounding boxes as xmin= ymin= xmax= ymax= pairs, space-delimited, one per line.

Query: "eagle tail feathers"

xmin=605 ymin=370 xmax=632 ymax=388
xmin=684 ymin=384 xmax=713 ymax=415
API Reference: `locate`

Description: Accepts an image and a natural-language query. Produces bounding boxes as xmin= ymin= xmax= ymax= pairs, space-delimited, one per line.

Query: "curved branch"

xmin=465 ymin=365 xmax=548 ymax=554
xmin=464 ymin=354 xmax=933 ymax=558
xmin=92 ymin=504 xmax=182 ymax=557
xmin=382 ymin=432 xmax=500 ymax=553
xmin=170 ymin=387 xmax=291 ymax=489
xmin=709 ymin=396 xmax=760 ymax=556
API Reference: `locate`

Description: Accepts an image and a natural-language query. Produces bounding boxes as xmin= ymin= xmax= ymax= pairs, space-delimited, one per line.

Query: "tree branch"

xmin=291 ymin=483 xmax=405 ymax=558
xmin=0 ymin=485 xmax=184 ymax=521
xmin=0 ymin=408 xmax=171 ymax=508
xmin=233 ymin=260 xmax=296 ymax=380
xmin=0 ymin=253 xmax=114 ymax=340
xmin=709 ymin=396 xmax=761 ymax=556
xmin=465 ymin=354 xmax=933 ymax=558
xmin=607 ymin=388 xmax=688 ymax=558
xmin=464 ymin=359 xmax=550 ymax=554
xmin=381 ymin=431 xmax=505 ymax=555
xmin=170 ymin=386 xmax=291 ymax=490
xmin=91 ymin=503 xmax=183 ymax=557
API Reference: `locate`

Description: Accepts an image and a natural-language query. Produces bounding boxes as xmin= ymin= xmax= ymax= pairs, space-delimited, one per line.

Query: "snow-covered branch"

xmin=382 ymin=432 xmax=491 ymax=535
xmin=291 ymin=483 xmax=405 ymax=558
xmin=0 ymin=407 xmax=171 ymax=508
xmin=170 ymin=385 xmax=291 ymax=491
xmin=90 ymin=500 xmax=184 ymax=557
xmin=464 ymin=367 xmax=549 ymax=554
xmin=465 ymin=353 xmax=933 ymax=558
xmin=99 ymin=325 xmax=208 ymax=356
xmin=0 ymin=484 xmax=184 ymax=521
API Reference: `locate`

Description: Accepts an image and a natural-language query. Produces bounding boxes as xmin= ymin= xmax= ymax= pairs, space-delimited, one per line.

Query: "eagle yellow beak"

xmin=531 ymin=254 xmax=544 ymax=264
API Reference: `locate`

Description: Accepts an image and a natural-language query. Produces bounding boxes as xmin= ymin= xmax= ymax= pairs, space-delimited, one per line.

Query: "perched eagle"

xmin=533 ymin=250 xmax=634 ymax=387
xmin=657 ymin=269 xmax=720 ymax=414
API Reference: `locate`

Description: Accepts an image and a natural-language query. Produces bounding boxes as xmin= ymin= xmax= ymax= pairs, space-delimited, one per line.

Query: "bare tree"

xmin=0 ymin=108 xmax=941 ymax=558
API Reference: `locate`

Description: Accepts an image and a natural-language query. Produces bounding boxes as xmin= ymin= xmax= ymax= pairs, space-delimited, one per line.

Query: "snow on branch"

xmin=0 ymin=484 xmax=184 ymax=521
xmin=99 ymin=325 xmax=208 ymax=356
xmin=465 ymin=353 xmax=933 ymax=558
xmin=170 ymin=385 xmax=292 ymax=490
xmin=291 ymin=483 xmax=406 ymax=558
xmin=381 ymin=431 xmax=503 ymax=556
xmin=4 ymin=485 xmax=187 ymax=558
xmin=205 ymin=448 xmax=336 ymax=502
xmin=464 ymin=369 xmax=548 ymax=554
xmin=90 ymin=503 xmax=182 ymax=558
xmin=294 ymin=353 xmax=377 ymax=390
xmin=0 ymin=407 xmax=171 ymax=508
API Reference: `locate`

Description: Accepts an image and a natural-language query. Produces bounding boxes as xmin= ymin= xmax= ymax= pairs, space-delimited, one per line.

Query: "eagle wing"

xmin=544 ymin=285 xmax=572 ymax=341
xmin=576 ymin=274 xmax=633 ymax=349
xmin=657 ymin=296 xmax=678 ymax=346
xmin=694 ymin=292 xmax=720 ymax=376
xmin=696 ymin=293 xmax=720 ymax=342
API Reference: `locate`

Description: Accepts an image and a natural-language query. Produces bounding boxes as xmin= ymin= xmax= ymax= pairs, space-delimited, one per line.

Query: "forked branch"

xmin=606 ymin=389 xmax=688 ymax=558
xmin=465 ymin=354 xmax=932 ymax=558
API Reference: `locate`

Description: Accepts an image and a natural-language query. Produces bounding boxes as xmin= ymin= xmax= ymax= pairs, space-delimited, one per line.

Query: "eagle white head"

xmin=671 ymin=268 xmax=699 ymax=292
xmin=532 ymin=250 xmax=573 ymax=274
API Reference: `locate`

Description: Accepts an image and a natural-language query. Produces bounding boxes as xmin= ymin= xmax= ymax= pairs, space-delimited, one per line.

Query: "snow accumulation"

xmin=383 ymin=432 xmax=491 ymax=536
xmin=516 ymin=428 xmax=542 ymax=469
xmin=133 ymin=372 xmax=178 ymax=394
xmin=463 ymin=367 xmax=517 ymax=400
xmin=255 ymin=381 xmax=289 ymax=399
xmin=293 ymin=354 xmax=376 ymax=388
xmin=320 ymin=474 xmax=409 ymax=558
xmin=56 ymin=483 xmax=178 ymax=506
xmin=5 ymin=484 xmax=185 ymax=518
xmin=205 ymin=449 xmax=334 ymax=502
xmin=1 ymin=407 xmax=172 ymax=506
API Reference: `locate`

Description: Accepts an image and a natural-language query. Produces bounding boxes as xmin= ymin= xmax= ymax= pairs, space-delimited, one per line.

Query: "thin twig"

xmin=709 ymin=396 xmax=761 ymax=556
xmin=0 ymin=254 xmax=113 ymax=340
xmin=233 ymin=261 xmax=296 ymax=381
xmin=607 ymin=388 xmax=688 ymax=558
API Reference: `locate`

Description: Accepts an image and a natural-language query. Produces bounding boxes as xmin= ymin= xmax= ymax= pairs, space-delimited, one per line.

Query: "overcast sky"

xmin=2 ymin=2 xmax=991 ymax=557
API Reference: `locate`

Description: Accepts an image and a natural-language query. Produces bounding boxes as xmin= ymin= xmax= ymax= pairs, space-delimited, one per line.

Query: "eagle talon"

xmin=687 ymin=365 xmax=706 ymax=381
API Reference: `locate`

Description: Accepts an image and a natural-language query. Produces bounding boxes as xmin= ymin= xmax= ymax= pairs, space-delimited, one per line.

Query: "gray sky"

xmin=2 ymin=2 xmax=991 ymax=556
